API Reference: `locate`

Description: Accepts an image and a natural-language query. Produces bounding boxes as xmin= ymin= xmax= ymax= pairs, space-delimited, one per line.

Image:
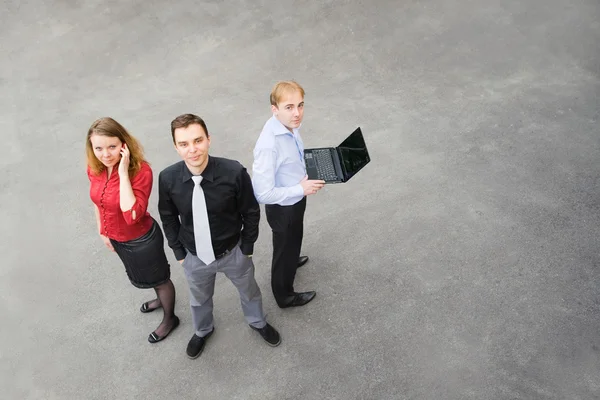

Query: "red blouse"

xmin=88 ymin=162 xmax=154 ymax=242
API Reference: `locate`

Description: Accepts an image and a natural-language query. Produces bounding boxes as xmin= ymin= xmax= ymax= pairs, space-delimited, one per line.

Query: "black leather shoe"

xmin=148 ymin=316 xmax=180 ymax=344
xmin=278 ymin=291 xmax=316 ymax=308
xmin=297 ymin=256 xmax=309 ymax=268
xmin=140 ymin=299 xmax=162 ymax=313
xmin=250 ymin=323 xmax=281 ymax=347
xmin=186 ymin=328 xmax=214 ymax=359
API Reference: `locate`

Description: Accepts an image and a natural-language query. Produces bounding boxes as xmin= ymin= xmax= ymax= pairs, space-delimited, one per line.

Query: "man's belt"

xmin=215 ymin=238 xmax=239 ymax=260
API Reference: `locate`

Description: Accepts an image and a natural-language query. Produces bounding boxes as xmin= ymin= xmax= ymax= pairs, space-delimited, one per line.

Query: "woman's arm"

xmin=119 ymin=173 xmax=136 ymax=214
xmin=88 ymin=166 xmax=114 ymax=251
xmin=118 ymin=144 xmax=152 ymax=224
xmin=94 ymin=204 xmax=114 ymax=251
xmin=118 ymin=144 xmax=137 ymax=214
xmin=93 ymin=204 xmax=102 ymax=234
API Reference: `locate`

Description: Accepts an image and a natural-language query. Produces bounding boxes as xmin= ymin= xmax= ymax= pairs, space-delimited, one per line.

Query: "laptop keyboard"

xmin=313 ymin=149 xmax=338 ymax=181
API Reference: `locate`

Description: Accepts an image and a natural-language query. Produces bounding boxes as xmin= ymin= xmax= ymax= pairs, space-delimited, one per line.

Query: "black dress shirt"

xmin=158 ymin=156 xmax=260 ymax=261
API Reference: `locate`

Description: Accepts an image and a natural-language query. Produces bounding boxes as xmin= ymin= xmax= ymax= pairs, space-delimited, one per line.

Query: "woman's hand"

xmin=118 ymin=143 xmax=130 ymax=178
xmin=100 ymin=234 xmax=115 ymax=252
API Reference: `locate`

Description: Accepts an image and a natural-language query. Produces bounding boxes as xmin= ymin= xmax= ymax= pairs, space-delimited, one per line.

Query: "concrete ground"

xmin=2 ymin=0 xmax=600 ymax=399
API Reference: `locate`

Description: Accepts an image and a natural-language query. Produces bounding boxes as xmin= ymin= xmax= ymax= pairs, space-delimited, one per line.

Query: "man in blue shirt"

xmin=252 ymin=81 xmax=326 ymax=308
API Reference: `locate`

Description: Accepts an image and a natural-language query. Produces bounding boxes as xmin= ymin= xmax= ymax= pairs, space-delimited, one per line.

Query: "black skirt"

xmin=110 ymin=219 xmax=171 ymax=289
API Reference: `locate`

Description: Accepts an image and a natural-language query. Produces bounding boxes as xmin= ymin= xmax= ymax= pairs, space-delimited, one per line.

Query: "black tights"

xmin=147 ymin=279 xmax=176 ymax=336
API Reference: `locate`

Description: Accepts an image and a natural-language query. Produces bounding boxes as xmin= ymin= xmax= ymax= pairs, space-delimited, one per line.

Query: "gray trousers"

xmin=181 ymin=244 xmax=266 ymax=337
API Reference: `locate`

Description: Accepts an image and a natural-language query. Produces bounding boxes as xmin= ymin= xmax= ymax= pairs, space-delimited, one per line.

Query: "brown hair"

xmin=86 ymin=117 xmax=146 ymax=177
xmin=170 ymin=114 xmax=209 ymax=143
xmin=270 ymin=80 xmax=305 ymax=106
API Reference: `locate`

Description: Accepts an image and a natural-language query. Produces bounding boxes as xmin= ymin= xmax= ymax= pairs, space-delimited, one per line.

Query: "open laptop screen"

xmin=337 ymin=127 xmax=370 ymax=181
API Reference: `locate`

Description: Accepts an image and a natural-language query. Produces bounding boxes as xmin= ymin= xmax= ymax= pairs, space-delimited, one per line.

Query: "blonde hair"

xmin=270 ymin=80 xmax=305 ymax=106
xmin=86 ymin=117 xmax=146 ymax=178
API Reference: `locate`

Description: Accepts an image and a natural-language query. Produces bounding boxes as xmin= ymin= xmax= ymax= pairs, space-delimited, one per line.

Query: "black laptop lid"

xmin=336 ymin=127 xmax=370 ymax=181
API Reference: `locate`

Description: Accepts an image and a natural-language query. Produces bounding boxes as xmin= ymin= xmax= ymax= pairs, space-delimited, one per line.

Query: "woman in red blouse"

xmin=86 ymin=117 xmax=179 ymax=343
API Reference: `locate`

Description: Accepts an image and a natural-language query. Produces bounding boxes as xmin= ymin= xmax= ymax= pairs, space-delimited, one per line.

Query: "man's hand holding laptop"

xmin=300 ymin=176 xmax=325 ymax=196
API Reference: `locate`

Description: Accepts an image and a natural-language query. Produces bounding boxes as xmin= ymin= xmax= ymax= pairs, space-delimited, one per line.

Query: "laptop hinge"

xmin=333 ymin=147 xmax=345 ymax=180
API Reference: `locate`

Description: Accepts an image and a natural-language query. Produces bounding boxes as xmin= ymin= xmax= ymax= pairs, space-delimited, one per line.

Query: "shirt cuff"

xmin=173 ymin=247 xmax=187 ymax=261
xmin=240 ymin=242 xmax=254 ymax=256
xmin=122 ymin=207 xmax=142 ymax=225
xmin=292 ymin=184 xmax=304 ymax=198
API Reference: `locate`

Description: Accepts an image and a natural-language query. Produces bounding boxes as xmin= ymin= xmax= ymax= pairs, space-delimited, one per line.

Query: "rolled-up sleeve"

xmin=122 ymin=165 xmax=152 ymax=225
xmin=252 ymin=148 xmax=304 ymax=205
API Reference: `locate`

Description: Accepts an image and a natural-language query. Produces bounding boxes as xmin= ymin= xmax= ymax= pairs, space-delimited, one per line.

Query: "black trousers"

xmin=265 ymin=197 xmax=307 ymax=305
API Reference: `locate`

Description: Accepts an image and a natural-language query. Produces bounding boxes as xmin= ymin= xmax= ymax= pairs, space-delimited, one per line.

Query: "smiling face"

xmin=272 ymin=90 xmax=304 ymax=131
xmin=173 ymin=123 xmax=211 ymax=174
xmin=89 ymin=134 xmax=123 ymax=169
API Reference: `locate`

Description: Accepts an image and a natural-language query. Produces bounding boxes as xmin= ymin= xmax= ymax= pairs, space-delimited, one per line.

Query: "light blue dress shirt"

xmin=252 ymin=116 xmax=307 ymax=206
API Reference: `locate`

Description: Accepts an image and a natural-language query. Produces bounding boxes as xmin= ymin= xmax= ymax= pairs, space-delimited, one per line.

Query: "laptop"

xmin=303 ymin=127 xmax=370 ymax=184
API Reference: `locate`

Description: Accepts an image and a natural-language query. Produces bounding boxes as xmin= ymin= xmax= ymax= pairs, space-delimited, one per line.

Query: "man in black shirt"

xmin=158 ymin=113 xmax=281 ymax=359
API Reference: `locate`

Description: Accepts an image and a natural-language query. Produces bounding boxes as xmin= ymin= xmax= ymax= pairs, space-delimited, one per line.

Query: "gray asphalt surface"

xmin=2 ymin=0 xmax=599 ymax=399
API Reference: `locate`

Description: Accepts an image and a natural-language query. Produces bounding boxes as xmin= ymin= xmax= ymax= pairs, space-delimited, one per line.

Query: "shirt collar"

xmin=180 ymin=156 xmax=215 ymax=183
xmin=271 ymin=115 xmax=300 ymax=136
